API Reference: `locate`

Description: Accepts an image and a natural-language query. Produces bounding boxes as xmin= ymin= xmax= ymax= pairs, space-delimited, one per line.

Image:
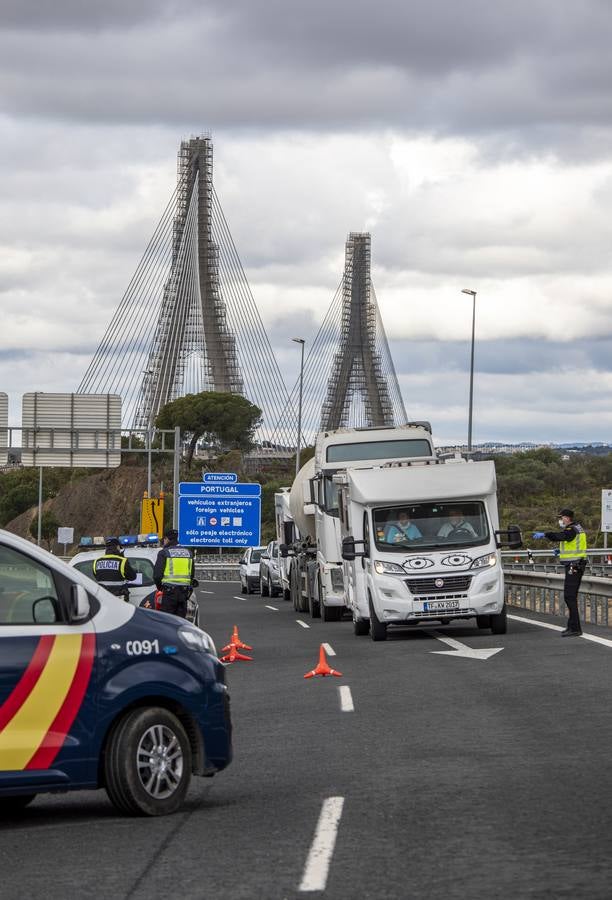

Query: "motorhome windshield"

xmin=326 ymin=439 xmax=431 ymax=463
xmin=373 ymin=501 xmax=489 ymax=551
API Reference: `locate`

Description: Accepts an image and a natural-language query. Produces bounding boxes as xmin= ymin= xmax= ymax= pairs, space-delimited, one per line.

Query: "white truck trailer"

xmin=336 ymin=455 xmax=521 ymax=640
xmin=283 ymin=424 xmax=435 ymax=621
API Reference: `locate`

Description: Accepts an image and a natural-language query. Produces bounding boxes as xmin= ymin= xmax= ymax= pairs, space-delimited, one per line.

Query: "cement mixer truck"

xmin=282 ymin=424 xmax=435 ymax=621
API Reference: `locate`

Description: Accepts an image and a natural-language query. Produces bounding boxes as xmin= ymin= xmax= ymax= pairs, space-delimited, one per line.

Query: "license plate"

xmin=423 ymin=600 xmax=460 ymax=611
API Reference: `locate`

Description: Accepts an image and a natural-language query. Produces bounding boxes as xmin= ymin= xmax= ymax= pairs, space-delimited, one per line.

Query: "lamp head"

xmin=292 ymin=337 xmax=305 ymax=345
xmin=461 ymin=289 xmax=477 ymax=296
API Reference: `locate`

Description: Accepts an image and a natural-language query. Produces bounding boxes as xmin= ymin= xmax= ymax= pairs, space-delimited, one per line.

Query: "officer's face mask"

xmin=558 ymin=519 xmax=565 ymax=528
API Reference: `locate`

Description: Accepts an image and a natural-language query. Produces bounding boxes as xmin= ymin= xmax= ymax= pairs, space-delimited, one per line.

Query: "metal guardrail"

xmin=194 ymin=561 xmax=240 ymax=582
xmin=502 ymin=549 xmax=612 ymax=626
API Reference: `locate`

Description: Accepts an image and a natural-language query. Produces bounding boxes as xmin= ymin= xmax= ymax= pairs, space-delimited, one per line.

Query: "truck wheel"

xmin=261 ymin=577 xmax=269 ymax=597
xmin=283 ymin=587 xmax=291 ymax=602
xmin=369 ymin=597 xmax=387 ymax=642
xmin=269 ymin=576 xmax=279 ymax=598
xmin=104 ymin=707 xmax=192 ymax=816
xmin=476 ymin=615 xmax=491 ymax=629
xmin=354 ymin=617 xmax=369 ymax=636
xmin=0 ymin=795 xmax=36 ymax=815
xmin=490 ymin=604 xmax=508 ymax=635
xmin=309 ymin=592 xmax=321 ymax=618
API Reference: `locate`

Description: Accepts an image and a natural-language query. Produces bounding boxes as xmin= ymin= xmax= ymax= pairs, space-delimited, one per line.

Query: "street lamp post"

xmin=461 ymin=289 xmax=477 ymax=453
xmin=292 ymin=338 xmax=306 ymax=477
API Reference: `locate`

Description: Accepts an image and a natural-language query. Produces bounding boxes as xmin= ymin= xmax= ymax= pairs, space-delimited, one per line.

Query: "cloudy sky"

xmin=3 ymin=0 xmax=612 ymax=445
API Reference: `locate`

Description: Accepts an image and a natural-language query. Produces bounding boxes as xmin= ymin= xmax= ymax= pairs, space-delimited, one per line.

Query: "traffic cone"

xmin=222 ymin=625 xmax=252 ymax=652
xmin=220 ymin=641 xmax=253 ymax=663
xmin=304 ymin=644 xmax=342 ymax=678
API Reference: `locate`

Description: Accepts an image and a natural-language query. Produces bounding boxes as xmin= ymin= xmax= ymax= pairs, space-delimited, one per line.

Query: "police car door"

xmin=0 ymin=540 xmax=96 ymax=782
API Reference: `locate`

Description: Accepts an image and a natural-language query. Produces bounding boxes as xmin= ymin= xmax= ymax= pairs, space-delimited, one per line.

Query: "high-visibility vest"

xmin=161 ymin=547 xmax=193 ymax=586
xmin=559 ymin=524 xmax=587 ymax=562
xmin=93 ymin=553 xmax=130 ymax=587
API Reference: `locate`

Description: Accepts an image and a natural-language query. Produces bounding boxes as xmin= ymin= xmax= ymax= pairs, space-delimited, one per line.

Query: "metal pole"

xmin=293 ymin=338 xmax=305 ymax=478
xmin=462 ymin=289 xmax=477 ymax=453
xmin=173 ymin=426 xmax=180 ymax=530
xmin=37 ymin=466 xmax=43 ymax=547
xmin=147 ymin=423 xmax=152 ymax=497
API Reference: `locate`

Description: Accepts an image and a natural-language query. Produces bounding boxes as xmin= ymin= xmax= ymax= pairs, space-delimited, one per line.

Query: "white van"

xmin=338 ymin=458 xmax=521 ymax=640
xmin=238 ymin=546 xmax=266 ymax=594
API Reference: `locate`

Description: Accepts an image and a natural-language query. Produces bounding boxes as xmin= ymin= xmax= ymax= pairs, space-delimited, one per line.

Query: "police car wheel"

xmin=105 ymin=708 xmax=192 ymax=816
xmin=0 ymin=794 xmax=36 ymax=815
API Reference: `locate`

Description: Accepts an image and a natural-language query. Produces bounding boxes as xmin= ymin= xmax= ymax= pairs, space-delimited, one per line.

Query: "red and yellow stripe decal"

xmin=0 ymin=633 xmax=95 ymax=771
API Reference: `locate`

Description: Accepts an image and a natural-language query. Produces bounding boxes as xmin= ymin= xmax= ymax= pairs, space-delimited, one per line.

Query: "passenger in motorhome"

xmin=437 ymin=508 xmax=477 ymax=539
xmin=384 ymin=510 xmax=422 ymax=544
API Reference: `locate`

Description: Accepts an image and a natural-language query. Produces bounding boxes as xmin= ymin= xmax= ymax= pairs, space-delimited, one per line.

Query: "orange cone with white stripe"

xmin=304 ymin=644 xmax=342 ymax=678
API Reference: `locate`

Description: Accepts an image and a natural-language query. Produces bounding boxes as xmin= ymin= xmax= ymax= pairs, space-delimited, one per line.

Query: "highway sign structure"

xmin=178 ymin=473 xmax=261 ymax=547
xmin=0 ymin=393 xmax=7 ymax=466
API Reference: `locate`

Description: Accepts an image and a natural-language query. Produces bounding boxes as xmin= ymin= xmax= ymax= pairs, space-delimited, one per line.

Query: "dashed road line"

xmin=199 ymin=590 xmax=214 ymax=594
xmin=299 ymin=797 xmax=345 ymax=893
xmin=322 ymin=642 xmax=336 ymax=656
xmin=233 ymin=596 xmax=248 ymax=601
xmin=265 ymin=605 xmax=279 ymax=612
xmin=297 ymin=620 xmax=310 ymax=628
xmin=338 ymin=685 xmax=354 ymax=712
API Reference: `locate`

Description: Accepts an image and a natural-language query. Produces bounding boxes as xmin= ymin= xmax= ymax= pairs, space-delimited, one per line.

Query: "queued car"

xmin=259 ymin=540 xmax=283 ymax=598
xmin=70 ymin=544 xmax=200 ymax=627
xmin=239 ymin=546 xmax=266 ymax=594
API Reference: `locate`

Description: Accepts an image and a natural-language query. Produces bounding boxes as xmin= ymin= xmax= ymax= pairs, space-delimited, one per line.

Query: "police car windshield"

xmin=75 ymin=557 xmax=155 ymax=586
xmin=373 ymin=501 xmax=489 ymax=552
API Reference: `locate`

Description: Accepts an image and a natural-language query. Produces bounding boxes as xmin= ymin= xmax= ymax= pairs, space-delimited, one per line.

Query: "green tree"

xmin=29 ymin=511 xmax=60 ymax=552
xmin=155 ymin=392 xmax=262 ymax=467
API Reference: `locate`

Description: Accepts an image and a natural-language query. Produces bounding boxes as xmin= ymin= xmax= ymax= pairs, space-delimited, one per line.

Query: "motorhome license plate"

xmin=423 ymin=600 xmax=460 ymax=612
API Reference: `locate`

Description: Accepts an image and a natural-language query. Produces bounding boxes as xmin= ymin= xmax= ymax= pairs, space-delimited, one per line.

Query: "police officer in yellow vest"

xmin=153 ymin=528 xmax=195 ymax=619
xmin=533 ymin=508 xmax=587 ymax=636
xmin=93 ymin=538 xmax=138 ymax=602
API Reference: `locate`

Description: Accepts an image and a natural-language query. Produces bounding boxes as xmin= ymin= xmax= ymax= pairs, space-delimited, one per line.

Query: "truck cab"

xmin=338 ymin=457 xmax=519 ymax=640
xmin=0 ymin=529 xmax=232 ymax=816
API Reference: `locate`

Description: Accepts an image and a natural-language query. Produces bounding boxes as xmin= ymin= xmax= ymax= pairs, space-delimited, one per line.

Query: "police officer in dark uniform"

xmin=93 ymin=538 xmax=138 ymax=602
xmin=533 ymin=508 xmax=587 ymax=636
xmin=153 ymin=529 xmax=195 ymax=619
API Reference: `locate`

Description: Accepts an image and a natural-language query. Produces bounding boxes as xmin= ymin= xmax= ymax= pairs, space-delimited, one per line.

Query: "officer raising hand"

xmin=532 ymin=508 xmax=587 ymax=637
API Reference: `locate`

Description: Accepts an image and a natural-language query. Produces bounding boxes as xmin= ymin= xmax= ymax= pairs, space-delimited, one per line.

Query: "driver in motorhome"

xmin=437 ymin=508 xmax=477 ymax=539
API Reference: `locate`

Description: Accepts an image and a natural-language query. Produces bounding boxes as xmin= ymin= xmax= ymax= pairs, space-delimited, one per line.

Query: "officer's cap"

xmin=105 ymin=536 xmax=120 ymax=549
xmin=164 ymin=528 xmax=179 ymax=541
xmin=558 ymin=508 xmax=574 ymax=519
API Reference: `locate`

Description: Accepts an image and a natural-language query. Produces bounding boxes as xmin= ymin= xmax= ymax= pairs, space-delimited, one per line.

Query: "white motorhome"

xmin=285 ymin=424 xmax=435 ymax=621
xmin=337 ymin=456 xmax=520 ymax=640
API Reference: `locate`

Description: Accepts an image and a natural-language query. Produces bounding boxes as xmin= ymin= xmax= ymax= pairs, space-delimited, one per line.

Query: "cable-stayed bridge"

xmin=79 ymin=135 xmax=407 ymax=453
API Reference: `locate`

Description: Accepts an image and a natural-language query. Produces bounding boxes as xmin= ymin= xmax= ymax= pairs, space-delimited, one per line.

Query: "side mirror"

xmin=495 ymin=525 xmax=523 ymax=550
xmin=33 ymin=597 xmax=57 ymax=624
xmin=341 ymin=536 xmax=356 ymax=561
xmin=69 ymin=583 xmax=90 ymax=622
xmin=279 ymin=544 xmax=289 ymax=558
xmin=239 ymin=558 xmax=246 ymax=565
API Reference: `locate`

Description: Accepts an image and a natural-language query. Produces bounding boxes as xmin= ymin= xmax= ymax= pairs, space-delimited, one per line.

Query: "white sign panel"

xmin=0 ymin=392 xmax=7 ymax=467
xmin=21 ymin=393 xmax=122 ymax=467
xmin=57 ymin=527 xmax=74 ymax=545
xmin=602 ymin=490 xmax=612 ymax=532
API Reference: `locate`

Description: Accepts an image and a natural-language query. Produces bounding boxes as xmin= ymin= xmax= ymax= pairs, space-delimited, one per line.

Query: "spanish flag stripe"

xmin=0 ymin=635 xmax=55 ymax=733
xmin=26 ymin=633 xmax=96 ymax=770
xmin=0 ymin=634 xmax=83 ymax=771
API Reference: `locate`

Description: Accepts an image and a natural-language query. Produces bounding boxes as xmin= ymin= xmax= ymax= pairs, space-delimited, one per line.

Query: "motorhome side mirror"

xmin=261 ymin=553 xmax=270 ymax=560
xmin=70 ymin=583 xmax=90 ymax=622
xmin=341 ymin=537 xmax=356 ymax=561
xmin=495 ymin=525 xmax=523 ymax=550
xmin=279 ymin=544 xmax=289 ymax=558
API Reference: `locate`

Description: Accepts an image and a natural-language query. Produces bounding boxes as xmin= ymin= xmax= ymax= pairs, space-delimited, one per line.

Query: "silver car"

xmin=70 ymin=546 xmax=200 ymax=626
xmin=259 ymin=540 xmax=283 ymax=598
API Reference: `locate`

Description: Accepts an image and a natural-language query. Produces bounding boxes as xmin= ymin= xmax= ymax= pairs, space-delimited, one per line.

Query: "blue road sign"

xmin=178 ymin=478 xmax=261 ymax=547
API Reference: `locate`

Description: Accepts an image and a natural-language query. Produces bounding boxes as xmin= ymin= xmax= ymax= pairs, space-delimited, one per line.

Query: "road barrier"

xmin=502 ymin=549 xmax=612 ymax=626
xmin=195 ymin=555 xmax=240 ymax=582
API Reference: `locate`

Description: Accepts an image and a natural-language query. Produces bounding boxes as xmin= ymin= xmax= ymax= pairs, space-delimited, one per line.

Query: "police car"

xmin=0 ymin=529 xmax=232 ymax=816
xmin=70 ymin=538 xmax=200 ymax=627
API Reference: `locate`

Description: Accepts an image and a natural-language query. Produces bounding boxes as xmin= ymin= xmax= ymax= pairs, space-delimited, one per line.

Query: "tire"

xmin=241 ymin=580 xmax=247 ymax=595
xmin=104 ymin=707 xmax=192 ymax=816
xmin=261 ymin=576 xmax=269 ymax=597
xmin=283 ymin=587 xmax=291 ymax=602
xmin=354 ymin=617 xmax=370 ymax=636
xmin=0 ymin=795 xmax=36 ymax=815
xmin=476 ymin=615 xmax=491 ymax=629
xmin=490 ymin=604 xmax=508 ymax=635
xmin=369 ymin=596 xmax=387 ymax=642
xmin=322 ymin=604 xmax=343 ymax=622
xmin=268 ymin=577 xmax=279 ymax=598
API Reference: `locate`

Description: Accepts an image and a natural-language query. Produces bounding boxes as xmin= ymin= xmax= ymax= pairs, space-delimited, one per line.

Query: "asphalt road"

xmin=3 ymin=583 xmax=612 ymax=899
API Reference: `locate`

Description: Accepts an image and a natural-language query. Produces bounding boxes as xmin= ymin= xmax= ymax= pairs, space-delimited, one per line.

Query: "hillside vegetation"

xmin=1 ymin=446 xmax=610 ymax=551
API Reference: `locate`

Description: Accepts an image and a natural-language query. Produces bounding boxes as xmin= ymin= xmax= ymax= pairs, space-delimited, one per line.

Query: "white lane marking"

xmin=265 ymin=605 xmax=279 ymax=612
xmin=429 ymin=631 xmax=503 ymax=660
xmin=297 ymin=620 xmax=310 ymax=629
xmin=509 ymin=613 xmax=612 ymax=648
xmin=233 ymin=596 xmax=248 ymax=602
xmin=338 ymin=685 xmax=354 ymax=712
xmin=199 ymin=590 xmax=214 ymax=594
xmin=322 ymin=642 xmax=336 ymax=656
xmin=299 ymin=797 xmax=345 ymax=893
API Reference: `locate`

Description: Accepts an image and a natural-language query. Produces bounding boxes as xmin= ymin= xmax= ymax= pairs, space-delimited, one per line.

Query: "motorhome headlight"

xmin=470 ymin=553 xmax=498 ymax=570
xmin=330 ymin=567 xmax=344 ymax=591
xmin=374 ymin=560 xmax=406 ymax=575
